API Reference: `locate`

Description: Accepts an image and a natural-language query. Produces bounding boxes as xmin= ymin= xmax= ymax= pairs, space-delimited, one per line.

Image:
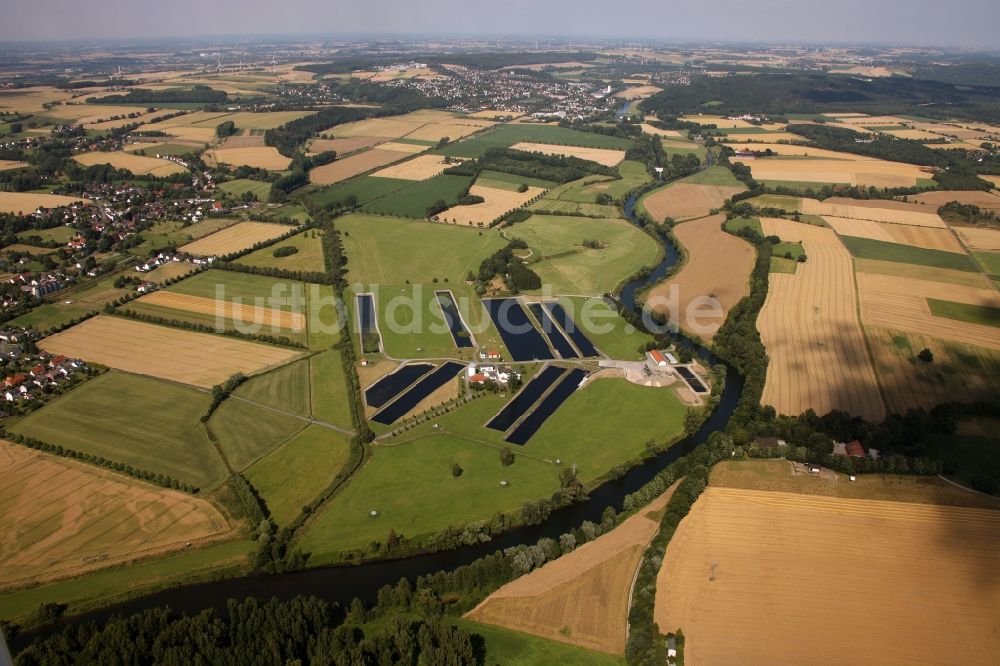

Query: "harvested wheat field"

xmin=646 ymin=214 xmax=754 ymax=339
xmin=679 ymin=115 xmax=755 ymax=129
xmin=806 ymin=197 xmax=946 ymax=227
xmin=39 ymin=316 xmax=301 ymax=388
xmin=328 ymin=110 xmax=457 ymax=139
xmin=371 ymin=141 xmax=428 ymax=154
xmin=218 ymin=133 xmax=265 ymax=149
xmin=81 ymin=110 xmax=161 ymax=131
xmin=180 ymin=221 xmax=290 ymax=256
xmin=757 ymin=218 xmax=884 ymax=421
xmin=854 ymin=258 xmax=992 ymax=288
xmin=907 ymin=190 xmax=1000 ymax=212
xmin=0 ymin=160 xmax=26 ymax=171
xmin=955 ymin=226 xmax=1000 ymax=251
xmin=642 ymin=183 xmax=745 ymax=222
xmin=509 ymin=142 xmax=626 ymax=167
xmin=655 ymin=485 xmax=1000 ymax=666
xmin=137 ymin=291 xmax=305 ymax=331
xmin=723 ymin=132 xmax=810 ymax=144
xmin=0 ymin=191 xmax=89 ymax=214
xmin=618 ymin=85 xmax=662 ymax=100
xmin=308 ymin=148 xmax=410 ymax=185
xmin=369 ymin=153 xmax=451 ymax=180
xmin=982 ymin=174 xmax=1000 ymax=188
xmin=824 ymin=216 xmax=966 ymax=252
xmin=73 ymin=151 xmax=187 ymax=177
xmin=745 ymin=158 xmax=929 ymax=188
xmin=439 ymin=185 xmax=545 ymax=226
xmin=856 ymin=273 xmax=1000 ymax=349
xmin=0 ymin=440 xmax=231 ymax=589
xmin=205 ymin=146 xmax=291 ymax=171
xmin=731 ymin=143 xmax=857 ymax=160
xmin=867 ymin=327 xmax=1000 ymax=412
xmin=467 ymin=482 xmax=680 ymax=654
xmin=308 ymin=136 xmax=384 ymax=155
xmin=882 ymin=128 xmax=943 ymax=141
xmin=404 ymin=120 xmax=494 ymax=142
xmin=639 ymin=124 xmax=680 ymax=137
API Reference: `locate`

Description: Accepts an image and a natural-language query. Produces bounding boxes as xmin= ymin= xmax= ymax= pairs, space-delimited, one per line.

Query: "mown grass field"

xmin=210 ymin=397 xmax=306 ymax=472
xmin=475 ymin=170 xmax=557 ymax=191
xmin=245 ymin=425 xmax=354 ymax=526
xmin=298 ymin=376 xmax=685 ymax=558
xmin=15 ymin=226 xmax=75 ymax=243
xmin=436 ymin=124 xmax=632 ymax=158
xmin=309 ymin=349 xmax=355 ymax=429
xmin=11 ymin=273 xmax=133 ymax=331
xmin=304 ymin=176 xmax=412 ymax=208
xmin=679 ymin=164 xmax=741 ymax=187
xmin=456 ymin=619 xmax=625 ymax=666
xmin=218 ymin=178 xmax=272 ymax=199
xmin=724 ymin=216 xmax=762 ymax=235
xmin=8 ymin=372 xmax=227 ymax=489
xmin=973 ymin=251 xmax=1000 ymax=276
xmin=233 ymin=358 xmax=312 ymax=416
xmin=514 ymin=214 xmax=661 ymax=295
xmin=360 ymin=173 xmax=474 ymax=218
xmin=927 ymin=298 xmax=1000 ymax=328
xmin=561 ymin=296 xmax=652 ymax=360
xmin=840 ymin=236 xmax=980 ymax=272
xmin=237 ymin=229 xmax=325 ymax=272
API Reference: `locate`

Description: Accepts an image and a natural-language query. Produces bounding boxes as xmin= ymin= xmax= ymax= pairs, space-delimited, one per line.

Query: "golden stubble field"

xmin=204 ymin=146 xmax=291 ymax=171
xmin=508 ymin=142 xmax=626 ymax=167
xmin=0 ymin=440 xmax=231 ymax=589
xmin=0 ymin=191 xmax=90 ymax=214
xmin=757 ymin=218 xmax=885 ymax=421
xmin=646 ymin=214 xmax=755 ymax=340
xmin=823 ymin=215 xmax=966 ymax=252
xmin=137 ymin=291 xmax=305 ymax=331
xmin=955 ymin=226 xmax=1000 ymax=251
xmin=466 ymin=482 xmax=680 ymax=654
xmin=642 ymin=183 xmax=745 ymax=222
xmin=179 ymin=221 xmax=291 ymax=256
xmin=72 ymin=151 xmax=187 ymax=177
xmin=39 ymin=316 xmax=302 ymax=388
xmin=655 ymin=484 xmax=1000 ymax=665
xmin=439 ymin=185 xmax=545 ymax=226
xmin=308 ymin=148 xmax=411 ymax=185
xmin=738 ymin=155 xmax=930 ymax=188
xmin=369 ymin=153 xmax=451 ymax=180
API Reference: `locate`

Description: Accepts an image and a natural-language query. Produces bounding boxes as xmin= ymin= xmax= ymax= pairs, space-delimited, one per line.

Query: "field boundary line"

xmin=228 ymin=394 xmax=355 ymax=436
xmin=849 ymin=254 xmax=890 ymax=416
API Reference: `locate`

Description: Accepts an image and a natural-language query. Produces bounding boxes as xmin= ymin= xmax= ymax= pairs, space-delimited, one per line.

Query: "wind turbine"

xmin=216 ymin=56 xmax=223 ymax=74
xmin=270 ymin=55 xmax=278 ymax=75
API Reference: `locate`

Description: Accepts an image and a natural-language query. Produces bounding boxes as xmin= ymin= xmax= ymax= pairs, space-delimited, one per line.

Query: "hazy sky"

xmin=2 ymin=0 xmax=999 ymax=48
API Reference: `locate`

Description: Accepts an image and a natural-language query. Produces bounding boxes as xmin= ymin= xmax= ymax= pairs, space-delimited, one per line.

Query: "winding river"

xmin=13 ymin=188 xmax=744 ymax=650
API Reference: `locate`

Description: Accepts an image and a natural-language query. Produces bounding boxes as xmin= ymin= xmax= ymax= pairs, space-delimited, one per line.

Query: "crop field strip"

xmin=179 ymin=221 xmax=292 ymax=256
xmin=136 ymin=291 xmax=305 ymax=331
xmin=72 ymin=151 xmax=187 ymax=177
xmin=439 ymin=184 xmax=546 ymax=226
xmin=364 ymin=363 xmax=434 ymax=409
xmin=0 ymin=191 xmax=90 ymax=214
xmin=371 ymin=362 xmax=466 ymax=425
xmin=641 ymin=182 xmax=745 ymax=222
xmin=506 ymin=369 xmax=588 ymax=445
xmin=756 ymin=218 xmax=885 ymax=421
xmin=823 ymin=216 xmax=966 ymax=253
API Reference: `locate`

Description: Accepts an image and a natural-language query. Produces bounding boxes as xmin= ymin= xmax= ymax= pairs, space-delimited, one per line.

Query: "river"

xmin=12 ymin=180 xmax=744 ymax=651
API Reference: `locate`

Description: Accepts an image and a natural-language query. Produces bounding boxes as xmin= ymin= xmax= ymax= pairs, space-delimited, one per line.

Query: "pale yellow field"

xmin=438 ymin=185 xmax=545 ymax=226
xmin=810 ymin=197 xmax=946 ymax=227
xmin=142 ymin=111 xmax=232 ymax=128
xmin=856 ymin=273 xmax=1000 ymax=350
xmin=467 ymin=110 xmax=523 ymax=120
xmin=0 ymin=87 xmax=73 ymax=113
xmin=308 ymin=136 xmax=385 ymax=155
xmin=647 ymin=214 xmax=755 ymax=340
xmin=82 ymin=110 xmax=162 ymax=130
xmin=720 ymin=131 xmax=811 ymax=143
xmin=908 ymin=190 xmax=1000 ymax=212
xmin=642 ymin=183 xmax=745 ymax=222
xmin=638 ymin=124 xmax=681 ymax=137
xmin=308 ymin=148 xmax=410 ymax=185
xmin=38 ymin=316 xmax=302 ymax=388
xmin=369 ymin=153 xmax=451 ymax=180
xmin=679 ymin=115 xmax=755 ymax=129
xmin=40 ymin=104 xmax=152 ymax=125
xmin=0 ymin=160 xmax=26 ymax=171
xmin=142 ymin=124 xmax=217 ymax=144
xmin=835 ymin=114 xmax=909 ymax=126
xmin=205 ymin=146 xmax=291 ymax=171
xmin=618 ymin=85 xmax=662 ymax=100
xmin=73 ymin=151 xmax=187 ymax=177
xmin=137 ymin=291 xmax=305 ymax=331
xmin=467 ymin=483 xmax=680 ymax=654
xmin=218 ymin=133 xmax=265 ymax=149
xmin=981 ymin=174 xmax=1000 ymax=188
xmin=0 ymin=191 xmax=90 ymax=214
xmin=509 ymin=142 xmax=626 ymax=167
xmin=403 ymin=119 xmax=494 ymax=142
xmin=757 ymin=218 xmax=885 ymax=421
xmin=730 ymin=143 xmax=854 ymax=160
xmin=327 ymin=109 xmax=457 ymax=138
xmin=823 ymin=216 xmax=966 ymax=252
xmin=926 ymin=140 xmax=995 ymax=150
xmin=0 ymin=440 xmax=232 ymax=589
xmin=656 ymin=484 xmax=1000 ymax=666
xmin=854 ymin=258 xmax=993 ymax=289
xmin=372 ymin=141 xmax=428 ymax=154
xmin=742 ymin=157 xmax=929 ymax=188
xmin=180 ymin=221 xmax=291 ymax=256
xmin=187 ymin=111 xmax=313 ymax=130
xmin=956 ymin=226 xmax=1000 ymax=251
xmin=881 ymin=128 xmax=942 ymax=141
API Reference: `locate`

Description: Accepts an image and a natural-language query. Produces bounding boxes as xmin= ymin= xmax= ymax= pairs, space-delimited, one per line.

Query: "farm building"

xmin=845 ymin=440 xmax=866 ymax=458
xmin=649 ymin=350 xmax=668 ymax=367
xmin=753 ymin=437 xmax=787 ymax=453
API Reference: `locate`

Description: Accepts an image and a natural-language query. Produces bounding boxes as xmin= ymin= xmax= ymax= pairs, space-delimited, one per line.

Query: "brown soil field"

xmin=638 ymin=124 xmax=680 ymax=137
xmin=642 ymin=183 xmax=745 ymax=222
xmin=746 ymin=158 xmax=929 ymax=188
xmin=308 ymin=148 xmax=410 ymax=185
xmin=138 ymin=291 xmax=305 ymax=331
xmin=218 ymin=134 xmax=265 ymax=149
xmin=854 ymin=257 xmax=993 ymax=288
xmin=856 ymin=273 xmax=1000 ymax=349
xmin=72 ymin=151 xmax=187 ymax=177
xmin=39 ymin=316 xmax=301 ymax=388
xmin=439 ymin=185 xmax=545 ymax=226
xmin=907 ymin=190 xmax=1000 ymax=212
xmin=618 ymin=85 xmax=663 ymax=100
xmin=956 ymin=226 xmax=1000 ymax=251
xmin=757 ymin=218 xmax=885 ymax=421
xmin=867 ymin=326 xmax=1000 ymax=412
xmin=308 ymin=136 xmax=385 ymax=155
xmin=467 ymin=482 xmax=680 ymax=654
xmin=0 ymin=191 xmax=90 ymax=214
xmin=179 ymin=221 xmax=291 ymax=256
xmin=0 ymin=160 xmax=26 ymax=171
xmin=205 ymin=146 xmax=291 ymax=171
xmin=823 ymin=216 xmax=966 ymax=252
xmin=509 ymin=142 xmax=626 ymax=167
xmin=646 ymin=214 xmax=754 ymax=340
xmin=654 ymin=485 xmax=1000 ymax=665
xmin=369 ymin=153 xmax=451 ymax=180
xmin=0 ymin=440 xmax=231 ymax=589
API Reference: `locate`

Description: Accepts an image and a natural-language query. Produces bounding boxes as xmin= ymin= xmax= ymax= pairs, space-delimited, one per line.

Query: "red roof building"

xmin=469 ymin=374 xmax=488 ymax=384
xmin=845 ymin=440 xmax=866 ymax=458
xmin=649 ymin=350 xmax=667 ymax=366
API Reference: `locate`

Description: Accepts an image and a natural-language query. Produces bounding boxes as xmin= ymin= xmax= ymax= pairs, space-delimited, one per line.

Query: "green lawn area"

xmin=9 ymin=372 xmax=227 ymax=489
xmin=210 ymin=396 xmax=306 ymax=472
xmin=303 ymin=176 xmax=412 ymax=208
xmin=233 ymin=357 xmax=311 ymax=416
xmin=529 ymin=199 xmax=621 ymax=217
xmin=773 ymin=241 xmax=806 ymax=260
xmin=973 ymin=251 xmax=1000 ymax=276
xmin=743 ymin=194 xmax=803 ymax=211
xmin=15 ymin=226 xmax=75 ymax=243
xmin=337 ymin=213 xmax=506 ymax=285
xmin=245 ymin=425 xmax=354 ymax=525
xmin=839 ymin=236 xmax=980 ymax=272
xmin=298 ymin=376 xmax=685 ymax=559
xmin=361 ymin=173 xmax=475 ymax=218
xmin=513 ymin=214 xmax=661 ymax=295
xmin=769 ymin=256 xmax=798 ymax=274
xmin=218 ymin=178 xmax=272 ymax=199
xmin=436 ymin=124 xmax=632 ymax=158
xmin=475 ymin=170 xmax=557 ymax=191
xmin=307 ymin=283 xmax=341 ymax=350
xmin=562 ymin=296 xmax=652 ymax=360
xmin=310 ymin=349 xmax=355 ymax=429
xmin=601 ymin=160 xmax=652 ymax=199
xmin=457 ymin=619 xmax=625 ymax=666
xmin=237 ymin=229 xmax=325 ymax=272
xmin=925 ymin=420 xmax=1000 ymax=496
xmin=927 ymin=298 xmax=1000 ymax=328
xmin=723 ymin=216 xmax=762 ymax=235
xmin=681 ymin=165 xmax=743 ymax=187
xmin=0 ymin=540 xmax=254 ymax=623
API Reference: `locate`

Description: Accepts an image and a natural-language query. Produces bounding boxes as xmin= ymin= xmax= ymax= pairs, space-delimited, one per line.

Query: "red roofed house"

xmin=469 ymin=373 xmax=488 ymax=384
xmin=4 ymin=373 xmax=25 ymax=387
xmin=29 ymin=364 xmax=46 ymax=377
xmin=845 ymin=440 xmax=866 ymax=458
xmin=480 ymin=349 xmax=502 ymax=361
xmin=48 ymin=355 xmax=66 ymax=368
xmin=649 ymin=350 xmax=667 ymax=367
